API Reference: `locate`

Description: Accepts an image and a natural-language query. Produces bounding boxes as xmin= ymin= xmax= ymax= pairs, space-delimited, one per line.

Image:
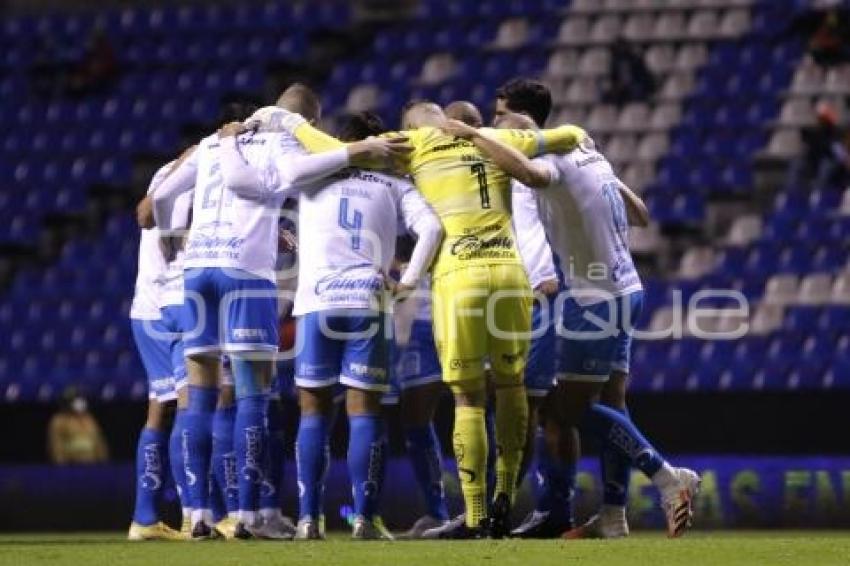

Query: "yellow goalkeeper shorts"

xmin=431 ymin=264 xmax=532 ymax=389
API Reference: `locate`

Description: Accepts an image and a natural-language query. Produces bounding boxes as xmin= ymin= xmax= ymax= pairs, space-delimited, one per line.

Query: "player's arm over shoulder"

xmin=488 ymin=124 xmax=587 ymax=157
xmin=468 ymin=129 xmax=557 ymax=189
xmin=618 ymin=181 xmax=650 ymax=227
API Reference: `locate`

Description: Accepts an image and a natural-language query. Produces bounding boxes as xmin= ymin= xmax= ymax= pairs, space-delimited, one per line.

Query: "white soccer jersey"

xmin=511 ymin=181 xmax=557 ymax=289
xmin=157 ymin=189 xmax=192 ymax=308
xmin=178 ymin=131 xmax=303 ymax=282
xmin=293 ymin=169 xmax=436 ymax=315
xmin=130 ymin=164 xmax=175 ymax=320
xmin=537 ymin=140 xmax=642 ymax=305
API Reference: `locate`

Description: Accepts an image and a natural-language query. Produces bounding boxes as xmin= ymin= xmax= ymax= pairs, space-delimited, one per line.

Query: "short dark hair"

xmin=217 ymin=100 xmax=258 ymax=125
xmin=337 ymin=111 xmax=385 ymax=142
xmin=495 ymin=78 xmax=552 ymax=127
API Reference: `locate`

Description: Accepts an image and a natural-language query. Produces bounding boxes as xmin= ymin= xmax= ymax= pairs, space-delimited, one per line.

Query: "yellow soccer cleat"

xmin=128 ymin=521 xmax=185 ymax=541
xmin=215 ymin=517 xmax=239 ymax=540
xmin=180 ymin=516 xmax=192 ymax=539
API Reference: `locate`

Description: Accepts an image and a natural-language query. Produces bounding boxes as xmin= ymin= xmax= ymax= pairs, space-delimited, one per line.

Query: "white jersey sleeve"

xmin=158 ymin=189 xmax=192 ymax=308
xmin=130 ymin=163 xmax=176 ymax=320
xmin=152 ymin=150 xmax=197 ymax=232
xmin=511 ymin=180 xmax=557 ymax=290
xmin=396 ymin=181 xmax=442 ymax=288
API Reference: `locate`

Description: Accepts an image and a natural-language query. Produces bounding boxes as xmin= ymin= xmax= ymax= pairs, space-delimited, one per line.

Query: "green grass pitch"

xmin=2 ymin=532 xmax=850 ymax=566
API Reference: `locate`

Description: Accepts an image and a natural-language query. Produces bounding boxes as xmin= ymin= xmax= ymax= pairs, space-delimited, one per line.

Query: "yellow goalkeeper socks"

xmin=453 ymin=405 xmax=487 ymax=528
xmin=494 ymin=386 xmax=529 ymax=502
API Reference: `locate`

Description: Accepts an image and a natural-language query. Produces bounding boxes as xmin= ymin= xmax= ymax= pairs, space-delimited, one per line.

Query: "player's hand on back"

xmin=136 ymin=195 xmax=155 ymax=229
xmin=278 ymin=228 xmax=297 ymax=253
xmin=347 ymin=136 xmax=412 ymax=169
xmin=384 ymin=274 xmax=415 ymax=302
xmin=218 ymin=121 xmax=249 ymax=138
xmin=535 ymin=278 xmax=559 ymax=297
xmin=440 ymin=118 xmax=478 ymax=140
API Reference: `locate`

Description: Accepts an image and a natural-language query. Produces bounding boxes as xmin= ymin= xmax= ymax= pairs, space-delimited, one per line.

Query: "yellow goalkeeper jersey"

xmin=289 ymin=123 xmax=586 ymax=278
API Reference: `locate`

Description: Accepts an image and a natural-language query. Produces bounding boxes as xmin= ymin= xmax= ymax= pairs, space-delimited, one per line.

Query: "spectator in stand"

xmin=786 ymin=102 xmax=850 ymax=193
xmin=600 ymin=38 xmax=656 ymax=106
xmin=48 ymin=389 xmax=109 ymax=465
xmin=809 ymin=7 xmax=850 ymax=67
xmin=68 ymin=27 xmax=118 ymax=96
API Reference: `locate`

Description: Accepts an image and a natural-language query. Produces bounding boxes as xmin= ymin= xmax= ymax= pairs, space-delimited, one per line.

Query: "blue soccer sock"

xmin=296 ymin=414 xmax=329 ymax=520
xmin=210 ymin=474 xmax=227 ymax=523
xmin=260 ymin=400 xmax=285 ymax=514
xmin=405 ymin=424 xmax=448 ymax=521
xmin=582 ymin=403 xmax=664 ymax=479
xmin=485 ymin=401 xmax=497 ymax=506
xmin=601 ymin=406 xmax=632 ymax=507
xmin=533 ymin=427 xmax=575 ymax=523
xmin=168 ymin=409 xmax=191 ymax=516
xmin=211 ymin=405 xmax=238 ymax=516
xmin=185 ymin=386 xmax=218 ymax=524
xmin=348 ymin=414 xmax=387 ymax=520
xmin=132 ymin=427 xmax=167 ymax=526
xmin=234 ymin=394 xmax=268 ymax=524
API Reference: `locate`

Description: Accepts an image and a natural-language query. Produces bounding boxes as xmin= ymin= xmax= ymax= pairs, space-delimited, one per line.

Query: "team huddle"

xmin=127 ymin=78 xmax=700 ymax=542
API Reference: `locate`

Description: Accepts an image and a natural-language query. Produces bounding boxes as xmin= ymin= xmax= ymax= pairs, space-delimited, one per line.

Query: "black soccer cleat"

xmin=190 ymin=521 xmax=222 ymax=541
xmin=233 ymin=522 xmax=255 ymax=540
xmin=484 ymin=492 xmax=512 ymax=539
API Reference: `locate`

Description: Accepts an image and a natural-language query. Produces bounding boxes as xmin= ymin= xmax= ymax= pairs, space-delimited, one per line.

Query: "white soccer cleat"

xmin=420 ymin=513 xmax=465 ymax=539
xmin=399 ymin=515 xmax=450 ymax=539
xmin=563 ymin=512 xmax=629 ymax=540
xmin=250 ymin=511 xmax=295 ymax=540
xmin=351 ymin=515 xmax=394 ymax=540
xmin=294 ymin=517 xmax=324 ymax=540
xmin=660 ymin=468 xmax=701 ymax=538
xmin=248 ymin=511 xmax=295 ymax=540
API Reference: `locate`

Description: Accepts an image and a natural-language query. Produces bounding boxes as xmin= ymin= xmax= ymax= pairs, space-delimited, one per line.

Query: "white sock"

xmin=260 ymin=508 xmax=278 ymax=521
xmin=600 ymin=504 xmax=626 ymax=523
xmin=240 ymin=510 xmax=259 ymax=527
xmin=228 ymin=511 xmax=239 ymax=520
xmin=182 ymin=508 xmax=192 ymax=522
xmin=651 ymin=462 xmax=678 ymax=491
xmin=191 ymin=508 xmax=211 ymax=526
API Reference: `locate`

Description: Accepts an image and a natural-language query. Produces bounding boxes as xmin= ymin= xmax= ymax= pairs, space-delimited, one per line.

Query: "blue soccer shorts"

xmin=183 ymin=267 xmax=279 ymax=357
xmin=295 ymin=309 xmax=390 ymax=393
xmin=526 ymin=295 xmax=557 ymax=397
xmin=131 ymin=316 xmax=178 ymax=402
xmin=556 ymin=291 xmax=644 ymax=383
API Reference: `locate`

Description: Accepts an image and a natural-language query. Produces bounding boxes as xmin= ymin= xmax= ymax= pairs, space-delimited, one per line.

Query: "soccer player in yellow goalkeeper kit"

xmin=254 ymin=101 xmax=585 ymax=537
